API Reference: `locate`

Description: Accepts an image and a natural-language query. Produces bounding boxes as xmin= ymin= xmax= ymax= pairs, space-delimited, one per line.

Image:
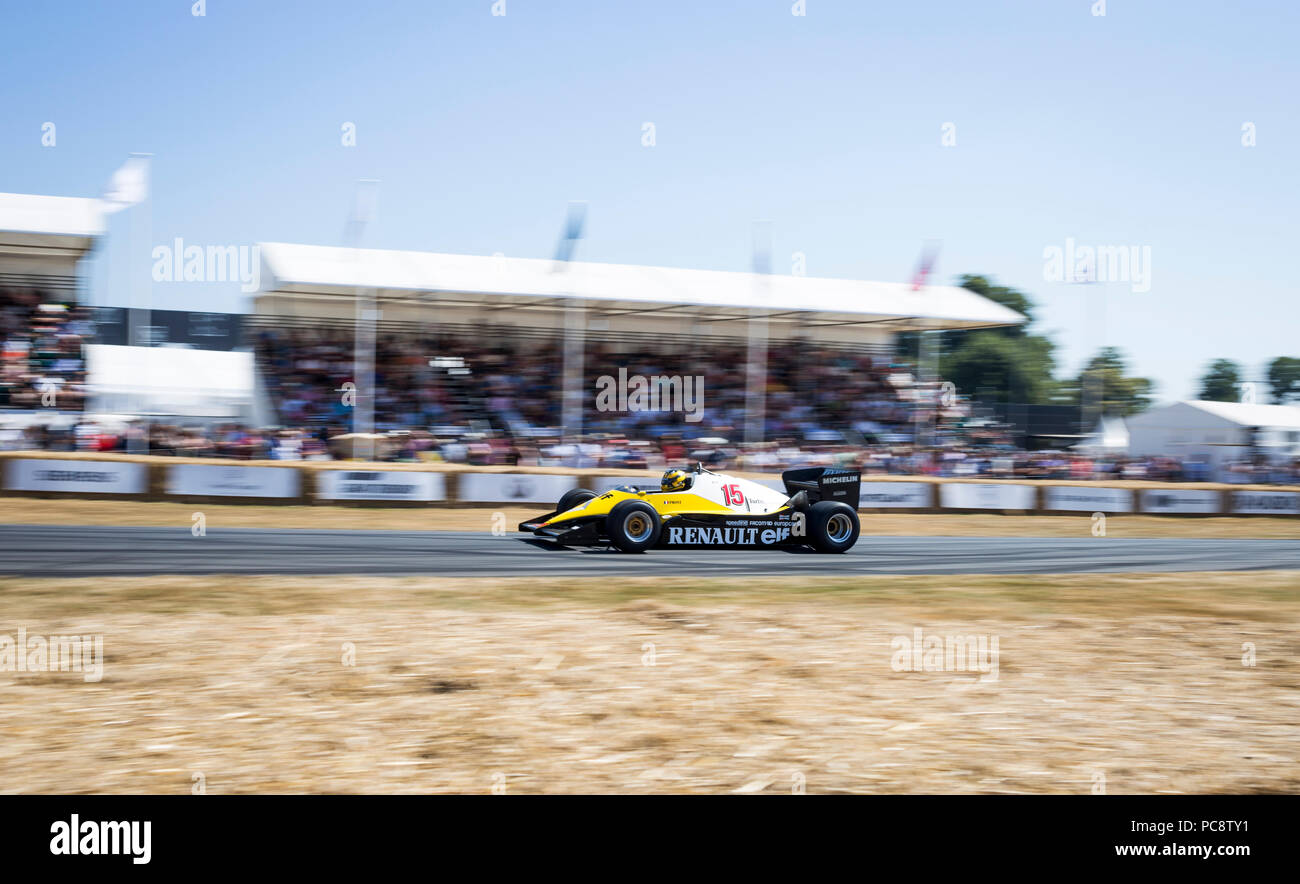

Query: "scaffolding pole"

xmin=745 ymin=221 xmax=772 ymax=446
xmin=347 ymin=179 xmax=379 ymax=460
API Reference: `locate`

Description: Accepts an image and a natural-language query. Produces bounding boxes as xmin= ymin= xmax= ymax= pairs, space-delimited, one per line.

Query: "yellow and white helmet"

xmin=660 ymin=468 xmax=691 ymax=493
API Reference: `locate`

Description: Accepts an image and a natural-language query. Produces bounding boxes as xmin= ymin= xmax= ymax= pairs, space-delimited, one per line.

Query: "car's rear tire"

xmin=556 ymin=488 xmax=597 ymax=513
xmin=606 ymin=500 xmax=661 ymax=553
xmin=807 ymin=500 xmax=859 ymax=553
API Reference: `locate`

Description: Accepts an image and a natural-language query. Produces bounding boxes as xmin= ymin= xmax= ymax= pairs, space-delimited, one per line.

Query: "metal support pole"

xmin=917 ymin=325 xmax=939 ymax=448
xmin=562 ymin=299 xmax=585 ymax=443
xmin=555 ymin=201 xmax=587 ymax=446
xmin=347 ymin=179 xmax=379 ymax=460
xmin=745 ymin=312 xmax=768 ymax=446
xmin=129 ymin=154 xmax=152 ymax=454
xmin=745 ymin=221 xmax=772 ymax=446
xmin=354 ymin=288 xmax=376 ymax=459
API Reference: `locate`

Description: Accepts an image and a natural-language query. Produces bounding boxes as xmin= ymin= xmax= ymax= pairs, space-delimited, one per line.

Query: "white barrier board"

xmin=1140 ymin=489 xmax=1221 ymax=514
xmin=592 ymin=476 xmax=659 ymax=493
xmin=859 ymin=482 xmax=932 ymax=508
xmin=1043 ymin=486 xmax=1135 ymax=513
xmin=940 ymin=483 xmax=1036 ymax=510
xmin=167 ymin=464 xmax=300 ymax=498
xmin=457 ymin=473 xmax=577 ymax=503
xmin=5 ymin=459 xmax=146 ymax=494
xmin=1231 ymin=490 xmax=1300 ymax=515
xmin=317 ymin=470 xmax=446 ymax=501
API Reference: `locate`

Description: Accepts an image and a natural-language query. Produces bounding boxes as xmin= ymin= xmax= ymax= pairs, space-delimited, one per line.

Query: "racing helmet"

xmin=660 ymin=468 xmax=692 ymax=493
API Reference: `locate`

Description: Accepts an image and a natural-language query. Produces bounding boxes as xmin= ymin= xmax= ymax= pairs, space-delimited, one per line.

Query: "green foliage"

xmin=936 ymin=275 xmax=1050 ymax=404
xmin=930 ymin=275 xmax=1156 ymax=412
xmin=1265 ymin=356 xmax=1300 ymax=403
xmin=1056 ymin=346 xmax=1155 ymax=416
xmin=1198 ymin=359 xmax=1242 ymax=402
xmin=940 ymin=330 xmax=1057 ymax=405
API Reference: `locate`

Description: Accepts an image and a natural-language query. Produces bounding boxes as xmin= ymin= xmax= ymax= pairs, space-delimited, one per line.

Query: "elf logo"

xmin=50 ymin=815 xmax=151 ymax=864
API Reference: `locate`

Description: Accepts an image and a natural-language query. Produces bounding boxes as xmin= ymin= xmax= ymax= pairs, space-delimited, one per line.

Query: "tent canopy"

xmin=0 ymin=192 xmax=105 ymax=239
xmin=1169 ymin=399 xmax=1300 ymax=429
xmin=85 ymin=344 xmax=254 ymax=420
xmin=0 ymin=192 xmax=103 ymax=285
xmin=1126 ymin=400 xmax=1300 ymax=467
xmin=256 ymin=242 xmax=1026 ymax=335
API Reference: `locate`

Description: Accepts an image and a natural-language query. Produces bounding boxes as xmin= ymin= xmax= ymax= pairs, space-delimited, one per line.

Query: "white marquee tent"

xmin=1126 ymin=400 xmax=1300 ymax=477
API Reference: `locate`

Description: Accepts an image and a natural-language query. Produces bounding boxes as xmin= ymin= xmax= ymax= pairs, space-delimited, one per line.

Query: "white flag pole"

xmin=556 ymin=201 xmax=587 ymax=450
xmin=745 ymin=221 xmax=772 ymax=447
xmin=347 ymin=179 xmax=379 ymax=460
xmin=117 ymin=153 xmax=152 ymax=453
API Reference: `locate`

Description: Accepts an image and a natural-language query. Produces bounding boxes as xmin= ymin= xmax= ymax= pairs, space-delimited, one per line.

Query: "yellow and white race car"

xmin=519 ymin=465 xmax=861 ymax=553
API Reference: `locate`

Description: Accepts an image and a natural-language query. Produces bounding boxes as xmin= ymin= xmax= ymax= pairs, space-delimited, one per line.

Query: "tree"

xmin=935 ymin=275 xmax=1058 ymax=404
xmin=1198 ymin=359 xmax=1242 ymax=402
xmin=941 ymin=330 xmax=1058 ymax=406
xmin=952 ymin=274 xmax=1035 ymax=338
xmin=1056 ymin=347 xmax=1155 ymax=416
xmin=1265 ymin=356 xmax=1300 ymax=403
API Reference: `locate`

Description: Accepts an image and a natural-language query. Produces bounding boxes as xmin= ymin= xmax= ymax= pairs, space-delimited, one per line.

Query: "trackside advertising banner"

xmin=1140 ymin=489 xmax=1221 ymax=514
xmin=939 ymin=482 xmax=1036 ymax=510
xmin=317 ymin=470 xmax=446 ymax=501
xmin=1231 ymin=490 xmax=1300 ymax=515
xmin=858 ymin=482 xmax=931 ymax=508
xmin=1043 ymin=486 xmax=1135 ymax=513
xmin=5 ymin=458 xmax=146 ymax=494
xmin=166 ymin=464 xmax=300 ymax=498
xmin=458 ymin=473 xmax=576 ymax=503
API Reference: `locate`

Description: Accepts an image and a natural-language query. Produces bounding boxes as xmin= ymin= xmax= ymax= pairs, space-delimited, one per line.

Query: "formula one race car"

xmin=519 ymin=464 xmax=861 ymax=553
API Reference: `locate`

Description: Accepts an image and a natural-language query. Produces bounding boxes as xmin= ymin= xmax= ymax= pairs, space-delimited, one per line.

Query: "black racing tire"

xmin=606 ymin=500 xmax=661 ymax=553
xmin=556 ymin=488 xmax=598 ymax=513
xmin=807 ymin=500 xmax=860 ymax=553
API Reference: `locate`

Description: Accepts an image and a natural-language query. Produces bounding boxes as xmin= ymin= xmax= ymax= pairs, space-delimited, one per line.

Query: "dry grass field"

xmin=1 ymin=572 xmax=1296 ymax=794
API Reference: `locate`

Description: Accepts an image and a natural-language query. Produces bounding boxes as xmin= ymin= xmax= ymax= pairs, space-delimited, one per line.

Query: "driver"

xmin=660 ymin=468 xmax=692 ymax=493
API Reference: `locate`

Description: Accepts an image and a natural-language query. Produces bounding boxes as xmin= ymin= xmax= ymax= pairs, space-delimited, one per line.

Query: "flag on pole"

xmin=910 ymin=241 xmax=940 ymax=291
xmin=553 ymin=201 xmax=587 ymax=266
xmin=101 ymin=156 xmax=149 ymax=214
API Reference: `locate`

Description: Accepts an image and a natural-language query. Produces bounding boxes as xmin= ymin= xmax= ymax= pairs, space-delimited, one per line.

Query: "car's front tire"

xmin=556 ymin=488 xmax=597 ymax=513
xmin=807 ymin=500 xmax=860 ymax=553
xmin=606 ymin=500 xmax=661 ymax=553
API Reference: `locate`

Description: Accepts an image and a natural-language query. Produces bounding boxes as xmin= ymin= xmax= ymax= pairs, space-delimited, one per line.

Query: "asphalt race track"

xmin=1 ymin=525 xmax=1298 ymax=577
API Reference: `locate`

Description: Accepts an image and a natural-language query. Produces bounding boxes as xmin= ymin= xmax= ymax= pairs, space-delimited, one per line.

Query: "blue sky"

xmin=3 ymin=0 xmax=1296 ymax=401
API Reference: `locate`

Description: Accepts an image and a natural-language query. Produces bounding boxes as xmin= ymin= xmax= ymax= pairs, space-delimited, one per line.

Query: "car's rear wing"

xmin=781 ymin=467 xmax=861 ymax=509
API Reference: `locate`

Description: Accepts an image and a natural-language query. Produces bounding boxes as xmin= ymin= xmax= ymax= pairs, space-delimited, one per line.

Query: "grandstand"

xmin=0 ymin=194 xmax=102 ymax=420
xmin=250 ymin=242 xmax=1026 ymax=441
xmin=1 ymin=191 xmax=1033 ymax=453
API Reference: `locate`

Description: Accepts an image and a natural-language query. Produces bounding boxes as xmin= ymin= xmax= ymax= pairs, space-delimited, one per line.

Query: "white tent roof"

xmin=0 ymin=193 xmax=105 ymax=238
xmin=1129 ymin=400 xmax=1300 ymax=430
xmin=85 ymin=344 xmax=254 ymax=419
xmin=258 ymin=242 xmax=1026 ymax=331
xmin=1179 ymin=399 xmax=1300 ymax=428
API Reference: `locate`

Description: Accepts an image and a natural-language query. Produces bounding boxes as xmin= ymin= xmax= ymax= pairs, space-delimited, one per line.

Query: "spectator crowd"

xmin=1 ymin=289 xmax=91 ymax=411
